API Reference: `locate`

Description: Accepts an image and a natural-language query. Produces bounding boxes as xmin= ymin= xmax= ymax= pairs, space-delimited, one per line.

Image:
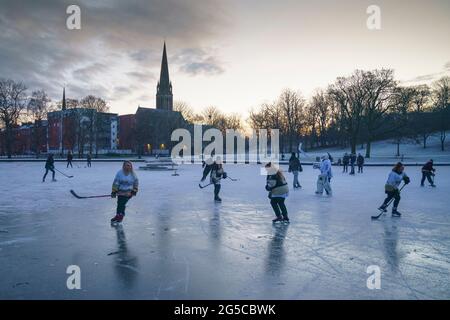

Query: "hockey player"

xmin=421 ymin=159 xmax=436 ymax=187
xmin=66 ymin=151 xmax=73 ymax=168
xmin=42 ymin=154 xmax=56 ymax=182
xmin=201 ymin=156 xmax=227 ymax=202
xmin=265 ymin=162 xmax=289 ymax=223
xmin=288 ymin=152 xmax=302 ymax=189
xmin=357 ymin=153 xmax=365 ymax=173
xmin=110 ymin=161 xmax=139 ymax=224
xmin=378 ymin=162 xmax=410 ymax=217
xmin=314 ymin=154 xmax=332 ymax=195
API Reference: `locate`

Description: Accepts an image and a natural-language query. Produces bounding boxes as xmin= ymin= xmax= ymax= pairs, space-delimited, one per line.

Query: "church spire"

xmin=62 ymin=86 xmax=66 ymax=110
xmin=156 ymin=41 xmax=173 ymax=111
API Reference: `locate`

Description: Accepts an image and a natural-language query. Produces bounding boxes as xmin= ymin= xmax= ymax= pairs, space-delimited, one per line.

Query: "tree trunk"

xmin=396 ymin=140 xmax=400 ymax=157
xmin=365 ymin=139 xmax=371 ymax=158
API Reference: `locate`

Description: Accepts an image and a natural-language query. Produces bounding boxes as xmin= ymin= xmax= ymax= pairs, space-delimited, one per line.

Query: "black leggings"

xmin=116 ymin=195 xmax=131 ymax=215
xmin=67 ymin=160 xmax=73 ymax=168
xmin=383 ymin=190 xmax=401 ymax=209
xmin=421 ymin=172 xmax=433 ymax=185
xmin=214 ymin=183 xmax=221 ymax=198
xmin=43 ymin=168 xmax=55 ymax=181
xmin=270 ymin=197 xmax=288 ymax=219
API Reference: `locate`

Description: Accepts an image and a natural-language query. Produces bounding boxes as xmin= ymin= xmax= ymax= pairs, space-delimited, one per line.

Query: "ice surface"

xmin=0 ymin=162 xmax=449 ymax=299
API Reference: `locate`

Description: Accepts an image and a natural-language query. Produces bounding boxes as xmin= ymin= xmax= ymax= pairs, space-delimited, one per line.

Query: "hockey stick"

xmin=198 ymin=182 xmax=213 ymax=189
xmin=70 ymin=190 xmax=131 ymax=199
xmin=55 ymin=168 xmax=74 ymax=178
xmin=371 ymin=184 xmax=406 ymax=220
xmin=227 ymin=176 xmax=238 ymax=181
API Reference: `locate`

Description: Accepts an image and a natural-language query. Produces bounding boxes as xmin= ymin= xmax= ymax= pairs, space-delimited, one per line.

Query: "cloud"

xmin=172 ymin=48 xmax=225 ymax=76
xmin=401 ymin=61 xmax=450 ymax=84
xmin=0 ymin=0 xmax=228 ymax=106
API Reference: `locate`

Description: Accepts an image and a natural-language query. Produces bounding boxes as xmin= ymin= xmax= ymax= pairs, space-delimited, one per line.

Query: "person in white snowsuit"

xmin=314 ymin=155 xmax=332 ymax=195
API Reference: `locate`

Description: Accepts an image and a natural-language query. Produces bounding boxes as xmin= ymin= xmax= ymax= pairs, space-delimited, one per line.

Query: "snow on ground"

xmin=291 ymin=134 xmax=450 ymax=163
xmin=0 ymin=161 xmax=449 ymax=299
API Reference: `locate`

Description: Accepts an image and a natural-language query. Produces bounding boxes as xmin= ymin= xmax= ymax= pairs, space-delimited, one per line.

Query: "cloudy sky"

xmin=0 ymin=0 xmax=449 ymax=117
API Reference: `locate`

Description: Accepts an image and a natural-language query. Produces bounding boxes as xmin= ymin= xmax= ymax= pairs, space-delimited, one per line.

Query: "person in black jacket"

xmin=288 ymin=152 xmax=302 ymax=189
xmin=342 ymin=153 xmax=349 ymax=173
xmin=357 ymin=153 xmax=365 ymax=173
xmin=349 ymin=153 xmax=356 ymax=175
xmin=67 ymin=151 xmax=73 ymax=168
xmin=42 ymin=154 xmax=56 ymax=182
xmin=421 ymin=159 xmax=436 ymax=187
xmin=86 ymin=153 xmax=92 ymax=168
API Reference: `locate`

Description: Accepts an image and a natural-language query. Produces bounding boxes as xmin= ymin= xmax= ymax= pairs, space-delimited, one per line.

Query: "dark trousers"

xmin=350 ymin=163 xmax=355 ymax=174
xmin=43 ymin=168 xmax=55 ymax=181
xmin=358 ymin=165 xmax=363 ymax=173
xmin=343 ymin=164 xmax=348 ymax=172
xmin=214 ymin=183 xmax=221 ymax=199
xmin=67 ymin=160 xmax=73 ymax=168
xmin=116 ymin=195 xmax=131 ymax=215
xmin=270 ymin=197 xmax=288 ymax=219
xmin=382 ymin=190 xmax=401 ymax=209
xmin=87 ymin=161 xmax=91 ymax=167
xmin=421 ymin=172 xmax=433 ymax=186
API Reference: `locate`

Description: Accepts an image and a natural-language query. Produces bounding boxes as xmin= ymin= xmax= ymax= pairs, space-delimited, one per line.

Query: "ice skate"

xmin=272 ymin=217 xmax=283 ymax=223
xmin=392 ymin=209 xmax=401 ymax=217
xmin=110 ymin=214 xmax=124 ymax=224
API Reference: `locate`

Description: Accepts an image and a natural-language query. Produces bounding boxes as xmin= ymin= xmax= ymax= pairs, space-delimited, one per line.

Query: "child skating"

xmin=378 ymin=162 xmax=410 ymax=217
xmin=265 ymin=162 xmax=289 ymax=223
xmin=110 ymin=161 xmax=139 ymax=224
xmin=201 ymin=156 xmax=227 ymax=202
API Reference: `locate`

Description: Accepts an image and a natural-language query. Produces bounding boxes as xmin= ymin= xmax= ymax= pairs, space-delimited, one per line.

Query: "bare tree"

xmin=410 ymin=84 xmax=432 ymax=148
xmin=391 ymin=86 xmax=415 ymax=156
xmin=174 ymin=101 xmax=201 ymax=123
xmin=80 ymin=95 xmax=109 ymax=156
xmin=27 ymin=89 xmax=53 ymax=157
xmin=360 ymin=69 xmax=396 ymax=158
xmin=328 ymin=71 xmax=367 ymax=154
xmin=432 ymin=76 xmax=450 ymax=151
xmin=0 ymin=79 xmax=28 ymax=158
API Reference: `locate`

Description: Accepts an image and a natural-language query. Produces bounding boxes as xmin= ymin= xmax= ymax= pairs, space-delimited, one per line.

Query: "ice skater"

xmin=201 ymin=156 xmax=226 ymax=202
xmin=342 ymin=153 xmax=349 ymax=173
xmin=357 ymin=153 xmax=364 ymax=173
xmin=288 ymin=152 xmax=302 ymax=189
xmin=265 ymin=163 xmax=289 ymax=223
xmin=110 ymin=161 xmax=139 ymax=224
xmin=86 ymin=153 xmax=92 ymax=168
xmin=378 ymin=162 xmax=410 ymax=217
xmin=314 ymin=154 xmax=332 ymax=196
xmin=421 ymin=159 xmax=436 ymax=187
xmin=42 ymin=154 xmax=56 ymax=182
xmin=66 ymin=151 xmax=73 ymax=168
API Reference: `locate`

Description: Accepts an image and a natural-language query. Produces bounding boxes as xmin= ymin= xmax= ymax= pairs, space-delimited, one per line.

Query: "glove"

xmin=403 ymin=176 xmax=410 ymax=184
xmin=111 ymin=191 xmax=117 ymax=198
xmin=222 ymin=172 xmax=227 ymax=179
xmin=265 ymin=185 xmax=272 ymax=191
xmin=131 ymin=190 xmax=137 ymax=196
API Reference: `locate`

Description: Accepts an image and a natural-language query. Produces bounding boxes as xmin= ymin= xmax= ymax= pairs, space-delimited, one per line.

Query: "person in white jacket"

xmin=314 ymin=155 xmax=332 ymax=195
xmin=378 ymin=162 xmax=410 ymax=217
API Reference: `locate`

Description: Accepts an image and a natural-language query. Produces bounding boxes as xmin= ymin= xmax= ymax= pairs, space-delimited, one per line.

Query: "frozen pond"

xmin=0 ymin=161 xmax=449 ymax=299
